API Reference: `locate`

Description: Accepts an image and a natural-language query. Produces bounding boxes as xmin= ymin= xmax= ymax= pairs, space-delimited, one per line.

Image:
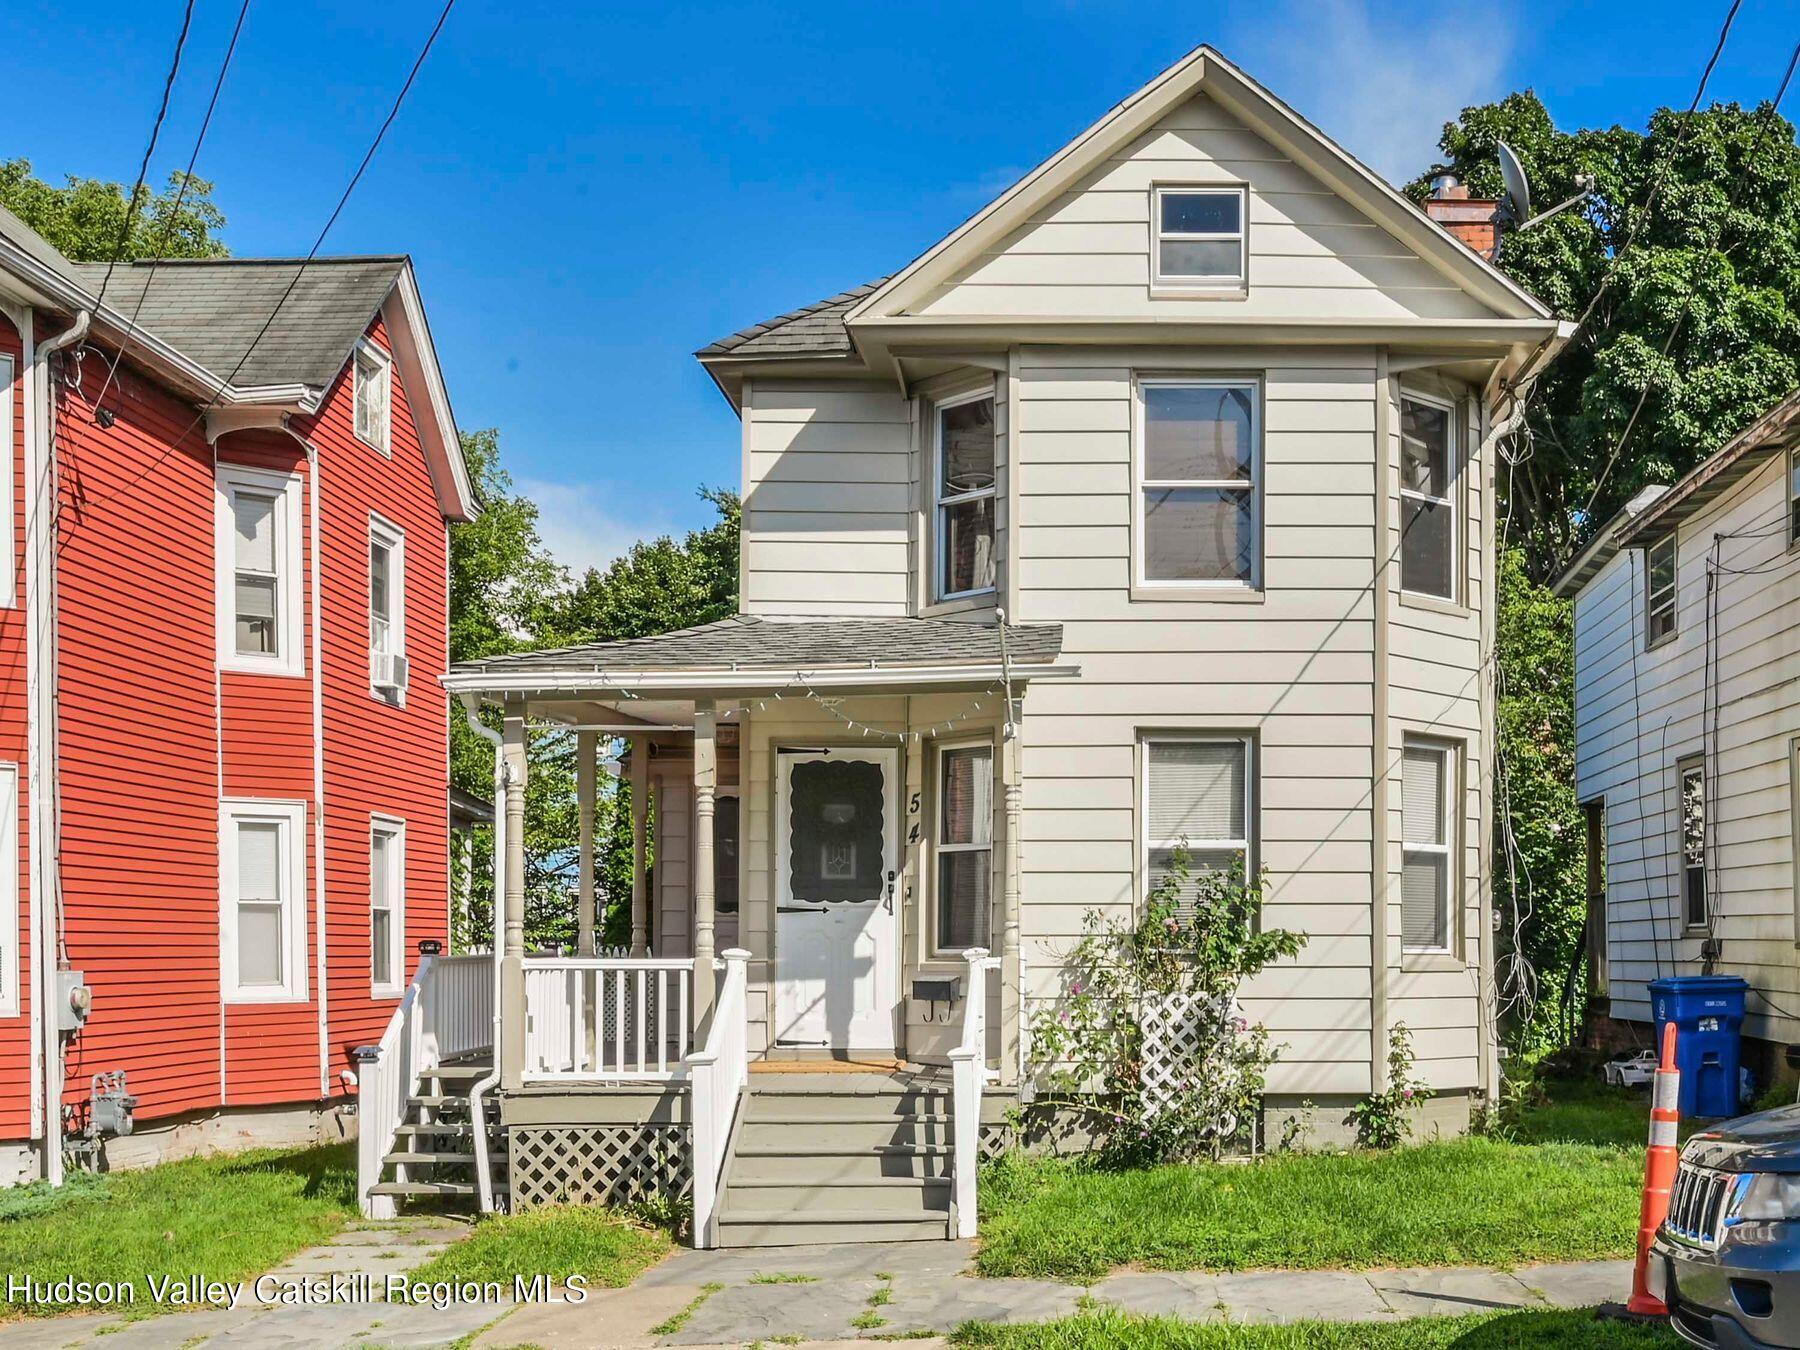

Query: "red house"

xmin=0 ymin=204 xmax=474 ymax=1185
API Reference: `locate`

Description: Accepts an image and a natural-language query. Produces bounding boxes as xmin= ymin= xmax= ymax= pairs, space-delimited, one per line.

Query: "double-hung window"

xmin=1402 ymin=741 xmax=1456 ymax=953
xmin=221 ymin=800 xmax=307 ymax=1002
xmin=1788 ymin=444 xmax=1799 ymax=546
xmin=1400 ymin=394 xmax=1457 ymax=600
xmin=1645 ymin=534 xmax=1677 ymax=647
xmin=354 ymin=340 xmax=391 ymax=454
xmin=935 ymin=393 xmax=997 ymax=601
xmin=371 ymin=818 xmax=405 ymax=996
xmin=0 ymin=766 xmax=17 ymax=1017
xmin=935 ymin=742 xmax=993 ymax=952
xmin=217 ymin=465 xmax=303 ymax=675
xmin=369 ymin=515 xmax=407 ymax=695
xmin=1143 ymin=736 xmax=1251 ymax=916
xmin=1680 ymin=758 xmax=1707 ymax=930
xmin=1152 ymin=186 xmax=1247 ymax=290
xmin=1137 ymin=379 xmax=1259 ymax=588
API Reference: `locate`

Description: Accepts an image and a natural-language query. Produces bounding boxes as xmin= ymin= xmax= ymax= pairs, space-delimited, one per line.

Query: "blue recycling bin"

xmin=1649 ymin=975 xmax=1748 ymax=1118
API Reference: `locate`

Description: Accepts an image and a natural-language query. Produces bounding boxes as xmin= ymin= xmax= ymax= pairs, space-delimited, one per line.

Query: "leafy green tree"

xmin=0 ymin=159 xmax=228 ymax=261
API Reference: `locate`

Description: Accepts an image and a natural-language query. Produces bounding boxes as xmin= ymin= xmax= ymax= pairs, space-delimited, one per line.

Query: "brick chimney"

xmin=1423 ymin=174 xmax=1499 ymax=260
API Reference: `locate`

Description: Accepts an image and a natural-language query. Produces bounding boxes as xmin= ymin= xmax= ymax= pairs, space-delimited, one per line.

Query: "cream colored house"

xmin=361 ymin=45 xmax=1565 ymax=1246
xmin=1556 ymin=393 xmax=1800 ymax=1080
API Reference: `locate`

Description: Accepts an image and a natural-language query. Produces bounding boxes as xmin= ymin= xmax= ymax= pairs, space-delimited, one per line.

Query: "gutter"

xmin=458 ymin=696 xmax=506 ymax=1214
xmin=440 ymin=661 xmax=1082 ymax=698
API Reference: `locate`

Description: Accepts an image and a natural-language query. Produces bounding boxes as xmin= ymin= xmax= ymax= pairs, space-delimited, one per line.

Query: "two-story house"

xmin=0 ymin=203 xmax=473 ymax=1186
xmin=394 ymin=45 xmax=1564 ymax=1246
xmin=1556 ymin=391 xmax=1800 ymax=1088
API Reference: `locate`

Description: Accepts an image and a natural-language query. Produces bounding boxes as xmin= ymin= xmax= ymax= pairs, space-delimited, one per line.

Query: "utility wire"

xmin=91 ymin=0 xmax=254 ymax=416
xmin=92 ymin=0 xmax=198 ymax=310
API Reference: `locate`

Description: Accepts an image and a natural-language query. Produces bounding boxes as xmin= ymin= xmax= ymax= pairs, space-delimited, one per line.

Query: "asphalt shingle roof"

xmin=452 ymin=615 xmax=1063 ymax=676
xmin=67 ymin=257 xmax=406 ymax=390
xmin=696 ymin=278 xmax=887 ymax=360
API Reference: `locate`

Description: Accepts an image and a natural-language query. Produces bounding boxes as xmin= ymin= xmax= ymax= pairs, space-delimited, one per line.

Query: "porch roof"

xmin=443 ymin=614 xmax=1070 ymax=697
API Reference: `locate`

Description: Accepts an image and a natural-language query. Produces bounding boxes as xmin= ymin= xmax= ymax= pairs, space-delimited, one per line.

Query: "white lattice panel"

xmin=508 ymin=1125 xmax=691 ymax=1210
xmin=1140 ymin=991 xmax=1243 ymax=1120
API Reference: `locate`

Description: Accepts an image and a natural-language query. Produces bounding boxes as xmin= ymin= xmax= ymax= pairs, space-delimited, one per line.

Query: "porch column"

xmin=500 ymin=697 xmax=530 ymax=1091
xmin=1000 ymin=723 xmax=1023 ymax=1086
xmin=576 ymin=730 xmax=597 ymax=956
xmin=692 ymin=701 xmax=719 ymax=1020
xmin=629 ymin=735 xmax=650 ymax=957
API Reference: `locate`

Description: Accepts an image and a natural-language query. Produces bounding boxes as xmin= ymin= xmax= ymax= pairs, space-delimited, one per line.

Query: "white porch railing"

xmin=689 ymin=949 xmax=750 ymax=1249
xmin=522 ymin=956 xmax=694 ymax=1080
xmin=357 ymin=951 xmax=495 ymax=1219
xmin=948 ymin=946 xmax=1001 ymax=1239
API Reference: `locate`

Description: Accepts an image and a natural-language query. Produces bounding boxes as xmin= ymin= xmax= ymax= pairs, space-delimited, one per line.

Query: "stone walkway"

xmin=0 ymin=1231 xmax=1635 ymax=1349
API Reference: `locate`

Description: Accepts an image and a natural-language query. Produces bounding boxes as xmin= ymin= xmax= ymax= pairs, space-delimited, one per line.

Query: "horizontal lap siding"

xmin=1573 ymin=456 xmax=1800 ymax=1040
xmin=0 ymin=315 xmax=27 ymax=1137
xmin=917 ymin=95 xmax=1497 ymax=323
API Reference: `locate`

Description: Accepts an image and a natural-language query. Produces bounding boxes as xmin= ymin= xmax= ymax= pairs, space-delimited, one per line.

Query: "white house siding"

xmin=914 ymin=95 xmax=1499 ymax=323
xmin=1572 ymin=455 xmax=1800 ymax=1043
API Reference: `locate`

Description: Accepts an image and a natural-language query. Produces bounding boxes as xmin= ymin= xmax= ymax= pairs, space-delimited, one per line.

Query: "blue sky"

xmin=4 ymin=1 xmax=1795 ymax=573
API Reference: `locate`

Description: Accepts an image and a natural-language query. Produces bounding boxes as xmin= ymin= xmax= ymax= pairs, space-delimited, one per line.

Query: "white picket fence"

xmin=357 ymin=952 xmax=494 ymax=1219
xmin=690 ymin=949 xmax=750 ymax=1248
xmin=949 ymin=947 xmax=1001 ymax=1239
xmin=522 ymin=956 xmax=695 ymax=1081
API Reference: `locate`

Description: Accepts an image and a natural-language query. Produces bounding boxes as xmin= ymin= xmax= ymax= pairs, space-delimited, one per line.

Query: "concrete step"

xmin=716 ymin=1211 xmax=951 ymax=1247
xmin=722 ymin=1177 xmax=950 ymax=1215
xmin=729 ymin=1148 xmax=952 ymax=1183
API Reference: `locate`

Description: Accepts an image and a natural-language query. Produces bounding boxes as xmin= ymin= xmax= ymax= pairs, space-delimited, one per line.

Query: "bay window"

xmin=935 ymin=393 xmax=997 ymax=601
xmin=1402 ymin=741 xmax=1455 ymax=953
xmin=1400 ymin=394 xmax=1456 ymax=600
xmin=1136 ymin=379 xmax=1259 ymax=588
xmin=1143 ymin=736 xmax=1251 ymax=916
xmin=935 ymin=742 xmax=993 ymax=952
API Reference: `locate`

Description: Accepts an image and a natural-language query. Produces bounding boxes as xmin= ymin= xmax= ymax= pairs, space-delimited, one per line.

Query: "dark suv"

xmin=1655 ymin=1106 xmax=1800 ymax=1348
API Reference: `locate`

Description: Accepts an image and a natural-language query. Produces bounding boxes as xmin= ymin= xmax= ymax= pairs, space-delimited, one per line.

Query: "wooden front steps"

xmin=366 ymin=1058 xmax=505 ymax=1209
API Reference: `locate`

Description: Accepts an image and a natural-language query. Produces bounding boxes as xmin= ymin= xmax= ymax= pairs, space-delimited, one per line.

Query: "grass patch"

xmin=409 ymin=1205 xmax=669 ymax=1291
xmin=0 ymin=1143 xmax=356 ymax=1319
xmin=978 ymin=1083 xmax=1647 ymax=1281
xmin=651 ymin=1281 xmax=725 ymax=1336
xmin=952 ymin=1307 xmax=1676 ymax=1348
xmin=748 ymin=1271 xmax=819 ymax=1284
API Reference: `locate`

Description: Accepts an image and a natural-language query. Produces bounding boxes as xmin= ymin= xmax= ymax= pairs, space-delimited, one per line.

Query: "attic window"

xmin=1152 ymin=186 xmax=1246 ymax=290
xmin=354 ymin=341 xmax=391 ymax=454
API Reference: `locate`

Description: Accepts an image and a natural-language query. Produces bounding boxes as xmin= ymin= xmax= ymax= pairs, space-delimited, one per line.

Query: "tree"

xmin=0 ymin=159 xmax=228 ymax=261
xmin=1411 ymin=94 xmax=1800 ymax=579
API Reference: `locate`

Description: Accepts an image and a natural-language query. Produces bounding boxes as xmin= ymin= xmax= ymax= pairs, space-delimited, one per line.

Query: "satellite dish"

xmin=1497 ymin=142 xmax=1531 ymax=224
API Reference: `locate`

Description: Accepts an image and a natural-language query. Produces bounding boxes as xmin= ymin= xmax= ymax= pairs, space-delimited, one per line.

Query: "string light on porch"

xmin=747 ymin=672 xmax=1005 ymax=744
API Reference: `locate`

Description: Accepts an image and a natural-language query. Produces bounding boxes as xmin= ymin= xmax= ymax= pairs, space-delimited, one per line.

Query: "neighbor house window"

xmin=1680 ymin=758 xmax=1707 ymax=930
xmin=935 ymin=742 xmax=993 ymax=952
xmin=1789 ymin=444 xmax=1799 ymax=546
xmin=217 ymin=464 xmax=303 ymax=675
xmin=936 ymin=393 xmax=997 ymax=600
xmin=1152 ymin=186 xmax=1247 ymax=289
xmin=1137 ymin=379 xmax=1259 ymax=587
xmin=1645 ymin=534 xmax=1677 ymax=647
xmin=369 ymin=515 xmax=407 ymax=695
xmin=1400 ymin=394 xmax=1457 ymax=600
xmin=221 ymin=800 xmax=307 ymax=1002
xmin=1790 ymin=739 xmax=1800 ymax=948
xmin=371 ymin=818 xmax=405 ymax=996
xmin=0 ymin=765 xmax=17 ymax=1018
xmin=354 ymin=340 xmax=391 ymax=454
xmin=1584 ymin=799 xmax=1609 ymax=996
xmin=1143 ymin=736 xmax=1251 ymax=916
xmin=1402 ymin=741 xmax=1456 ymax=953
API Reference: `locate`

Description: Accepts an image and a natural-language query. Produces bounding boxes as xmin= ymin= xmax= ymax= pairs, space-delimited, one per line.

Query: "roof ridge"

xmin=115 ymin=255 xmax=411 ymax=267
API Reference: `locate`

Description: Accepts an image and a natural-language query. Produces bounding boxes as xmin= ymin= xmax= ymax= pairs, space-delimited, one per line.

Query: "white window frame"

xmin=353 ymin=339 xmax=392 ymax=455
xmin=219 ymin=798 xmax=309 ymax=1004
xmin=1150 ymin=184 xmax=1248 ymax=293
xmin=933 ymin=389 xmax=999 ymax=604
xmin=0 ymin=765 xmax=18 ymax=1017
xmin=1679 ymin=757 xmax=1707 ymax=932
xmin=0 ymin=355 xmax=15 ymax=608
xmin=1132 ymin=376 xmax=1262 ymax=592
xmin=216 ymin=463 xmax=304 ymax=677
xmin=371 ymin=815 xmax=406 ymax=998
xmin=1789 ymin=738 xmax=1800 ymax=950
xmin=1788 ymin=443 xmax=1799 ymax=550
xmin=1401 ymin=739 xmax=1457 ymax=954
xmin=931 ymin=737 xmax=995 ymax=957
xmin=1645 ymin=533 xmax=1677 ymax=649
xmin=1139 ymin=733 xmax=1255 ymax=912
xmin=368 ymin=512 xmax=407 ymax=700
xmin=1399 ymin=390 xmax=1459 ymax=603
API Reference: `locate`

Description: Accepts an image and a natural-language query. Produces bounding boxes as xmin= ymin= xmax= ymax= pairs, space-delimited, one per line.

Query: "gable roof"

xmin=852 ymin=45 xmax=1552 ymax=326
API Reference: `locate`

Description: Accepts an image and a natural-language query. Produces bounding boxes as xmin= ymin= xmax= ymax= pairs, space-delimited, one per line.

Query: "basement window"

xmin=1645 ymin=534 xmax=1677 ymax=648
xmin=1152 ymin=186 xmax=1247 ymax=291
xmin=221 ymin=800 xmax=308 ymax=1003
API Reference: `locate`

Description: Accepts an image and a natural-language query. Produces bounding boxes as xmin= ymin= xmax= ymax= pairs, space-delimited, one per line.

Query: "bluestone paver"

xmin=1518 ymin=1259 xmax=1636 ymax=1308
xmin=1367 ymin=1266 xmax=1539 ymax=1318
xmin=1093 ymin=1269 xmax=1226 ymax=1320
xmin=1214 ymin=1269 xmax=1398 ymax=1324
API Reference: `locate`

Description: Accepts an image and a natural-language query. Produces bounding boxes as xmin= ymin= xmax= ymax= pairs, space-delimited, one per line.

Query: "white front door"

xmin=774 ymin=748 xmax=900 ymax=1051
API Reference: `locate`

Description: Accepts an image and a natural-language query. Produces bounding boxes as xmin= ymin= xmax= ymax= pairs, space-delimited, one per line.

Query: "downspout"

xmin=30 ymin=307 xmax=89 ymax=1186
xmin=459 ymin=695 xmax=506 ymax=1212
xmin=303 ymin=428 xmax=329 ymax=1099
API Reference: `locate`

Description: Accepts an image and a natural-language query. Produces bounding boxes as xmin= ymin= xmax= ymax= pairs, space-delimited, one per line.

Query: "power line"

xmin=91 ymin=0 xmax=254 ymax=416
xmin=92 ymin=0 xmax=198 ymax=310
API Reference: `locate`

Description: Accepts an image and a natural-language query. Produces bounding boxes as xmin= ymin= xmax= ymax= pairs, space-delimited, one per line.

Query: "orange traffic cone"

xmin=1626 ymin=1021 xmax=1681 ymax=1317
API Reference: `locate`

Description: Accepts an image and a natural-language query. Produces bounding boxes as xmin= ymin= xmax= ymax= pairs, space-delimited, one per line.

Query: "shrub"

xmin=1351 ymin=1023 xmax=1433 ymax=1149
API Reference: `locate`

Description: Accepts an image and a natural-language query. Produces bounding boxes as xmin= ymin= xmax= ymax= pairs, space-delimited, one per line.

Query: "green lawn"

xmin=953 ymin=1309 xmax=1676 ymax=1348
xmin=977 ymin=1082 xmax=1648 ymax=1281
xmin=407 ymin=1205 xmax=671 ymax=1290
xmin=0 ymin=1143 xmax=357 ymax=1318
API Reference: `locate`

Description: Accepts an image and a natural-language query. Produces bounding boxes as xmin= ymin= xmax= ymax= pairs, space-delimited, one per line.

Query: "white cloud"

xmin=1246 ymin=1 xmax=1516 ymax=184
xmin=515 ymin=477 xmax=678 ymax=580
